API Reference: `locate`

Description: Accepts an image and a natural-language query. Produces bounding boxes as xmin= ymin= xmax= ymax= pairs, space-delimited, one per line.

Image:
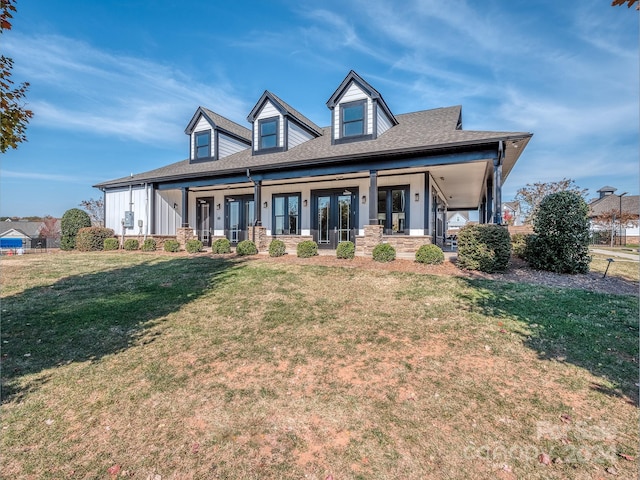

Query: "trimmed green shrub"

xmin=103 ymin=238 xmax=119 ymax=251
xmin=457 ymin=224 xmax=511 ymax=273
xmin=123 ymin=239 xmax=139 ymax=251
xmin=372 ymin=243 xmax=396 ymax=262
xmin=526 ymin=191 xmax=591 ymax=274
xmin=296 ymin=240 xmax=318 ymax=258
xmin=268 ymin=239 xmax=286 ymax=257
xmin=510 ymin=233 xmax=529 ymax=259
xmin=75 ymin=227 xmax=115 ymax=252
xmin=141 ymin=238 xmax=157 ymax=252
xmin=60 ymin=208 xmax=92 ymax=250
xmin=185 ymin=239 xmax=203 ymax=254
xmin=236 ymin=240 xmax=258 ymax=256
xmin=336 ymin=241 xmax=355 ymax=259
xmin=212 ymin=238 xmax=231 ymax=254
xmin=164 ymin=239 xmax=180 ymax=252
xmin=415 ymin=244 xmax=444 ymax=264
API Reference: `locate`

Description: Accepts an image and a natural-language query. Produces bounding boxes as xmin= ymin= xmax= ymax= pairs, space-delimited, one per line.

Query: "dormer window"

xmin=259 ymin=117 xmax=279 ymax=150
xmin=195 ymin=131 xmax=211 ymax=159
xmin=341 ymin=101 xmax=365 ymax=137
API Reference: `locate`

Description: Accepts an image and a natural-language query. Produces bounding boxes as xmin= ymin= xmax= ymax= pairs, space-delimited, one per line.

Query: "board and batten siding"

xmin=154 ymin=190 xmax=181 ymax=235
xmin=253 ymin=100 xmax=283 ymax=150
xmin=333 ymin=83 xmax=373 ymax=139
xmin=104 ymin=186 xmax=150 ymax=233
xmin=377 ymin=107 xmax=393 ymax=136
xmin=218 ymin=133 xmax=249 ymax=158
xmin=287 ymin=121 xmax=314 ymax=149
xmin=190 ymin=116 xmax=214 ymax=159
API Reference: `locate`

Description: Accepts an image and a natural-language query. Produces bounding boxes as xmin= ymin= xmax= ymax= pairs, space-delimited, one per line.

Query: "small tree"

xmin=526 ymin=191 xmax=591 ymax=274
xmin=79 ymin=197 xmax=104 ymax=226
xmin=514 ymin=178 xmax=587 ymax=224
xmin=39 ymin=215 xmax=60 ymax=242
xmin=60 ymin=208 xmax=92 ymax=250
xmin=1 ymin=0 xmax=33 ymax=153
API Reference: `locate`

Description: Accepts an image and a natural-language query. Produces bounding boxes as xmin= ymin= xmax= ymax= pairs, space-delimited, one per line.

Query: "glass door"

xmin=313 ymin=189 xmax=357 ymax=249
xmin=196 ymin=198 xmax=214 ymax=246
xmin=226 ymin=196 xmax=254 ymax=245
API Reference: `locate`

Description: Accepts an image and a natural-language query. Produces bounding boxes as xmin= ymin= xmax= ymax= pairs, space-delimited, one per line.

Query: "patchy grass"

xmin=1 ymin=252 xmax=638 ymax=479
xmin=589 ymin=252 xmax=639 ymax=283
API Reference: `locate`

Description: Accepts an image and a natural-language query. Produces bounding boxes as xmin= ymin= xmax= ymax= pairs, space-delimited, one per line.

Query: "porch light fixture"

xmin=362 ymin=195 xmax=366 ymax=204
xmin=173 ymin=203 xmax=178 ymax=209
xmin=414 ymin=193 xmax=419 ymax=202
xmin=216 ymin=203 xmax=221 ymax=210
xmin=263 ymin=201 xmax=268 ymax=208
xmin=303 ymin=199 xmax=308 ymax=207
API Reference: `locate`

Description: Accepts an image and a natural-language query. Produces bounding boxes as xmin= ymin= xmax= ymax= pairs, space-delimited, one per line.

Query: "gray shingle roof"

xmin=0 ymin=221 xmax=43 ymax=238
xmin=95 ymin=105 xmax=532 ymax=189
xmin=186 ymin=107 xmax=252 ymax=142
xmin=267 ymin=91 xmax=323 ymax=136
xmin=589 ymin=194 xmax=640 ymax=217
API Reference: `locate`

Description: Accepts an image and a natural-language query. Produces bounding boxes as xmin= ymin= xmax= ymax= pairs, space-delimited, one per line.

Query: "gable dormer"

xmin=185 ymin=107 xmax=252 ymax=163
xmin=247 ymin=91 xmax=322 ymax=155
xmin=326 ymin=70 xmax=398 ymax=145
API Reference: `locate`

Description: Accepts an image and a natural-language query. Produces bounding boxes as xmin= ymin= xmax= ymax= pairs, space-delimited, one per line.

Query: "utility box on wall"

xmin=123 ymin=211 xmax=134 ymax=228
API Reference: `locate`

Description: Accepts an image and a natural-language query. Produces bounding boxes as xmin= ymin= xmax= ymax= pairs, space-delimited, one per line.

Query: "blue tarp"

xmin=0 ymin=238 xmax=24 ymax=248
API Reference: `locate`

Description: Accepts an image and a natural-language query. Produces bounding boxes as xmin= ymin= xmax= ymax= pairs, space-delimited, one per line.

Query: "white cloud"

xmin=0 ymin=169 xmax=86 ymax=183
xmin=4 ymin=34 xmax=250 ymax=146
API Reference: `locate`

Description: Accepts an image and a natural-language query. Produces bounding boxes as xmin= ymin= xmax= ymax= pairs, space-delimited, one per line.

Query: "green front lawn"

xmin=1 ymin=252 xmax=637 ymax=479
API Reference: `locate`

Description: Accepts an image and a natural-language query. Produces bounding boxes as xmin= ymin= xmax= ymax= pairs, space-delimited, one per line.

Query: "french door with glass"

xmin=313 ymin=188 xmax=357 ymax=249
xmin=196 ymin=197 xmax=214 ymax=246
xmin=225 ymin=195 xmax=255 ymax=245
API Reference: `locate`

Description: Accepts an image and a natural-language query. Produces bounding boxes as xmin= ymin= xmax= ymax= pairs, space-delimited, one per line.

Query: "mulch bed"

xmin=259 ymin=254 xmax=639 ymax=296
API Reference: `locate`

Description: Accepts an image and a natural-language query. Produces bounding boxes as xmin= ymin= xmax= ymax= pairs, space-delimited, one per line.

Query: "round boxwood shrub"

xmin=141 ymin=238 xmax=157 ymax=252
xmin=457 ymin=224 xmax=511 ymax=273
xmin=269 ymin=239 xmax=286 ymax=257
xmin=236 ymin=240 xmax=258 ymax=256
xmin=526 ymin=191 xmax=590 ymax=274
xmin=164 ymin=239 xmax=180 ymax=252
xmin=372 ymin=243 xmax=396 ymax=262
xmin=415 ymin=244 xmax=444 ymax=264
xmin=510 ymin=233 xmax=529 ymax=259
xmin=123 ymin=238 xmax=139 ymax=251
xmin=185 ymin=239 xmax=203 ymax=254
xmin=60 ymin=208 xmax=92 ymax=250
xmin=296 ymin=240 xmax=318 ymax=258
xmin=336 ymin=241 xmax=355 ymax=259
xmin=103 ymin=238 xmax=119 ymax=251
xmin=212 ymin=238 xmax=231 ymax=254
xmin=75 ymin=227 xmax=115 ymax=252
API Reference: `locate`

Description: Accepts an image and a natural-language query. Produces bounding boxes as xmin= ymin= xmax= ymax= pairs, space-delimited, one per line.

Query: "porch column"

xmin=486 ymin=178 xmax=493 ymax=224
xmin=424 ymin=173 xmax=431 ymax=235
xmin=181 ymin=187 xmax=189 ymax=227
xmin=368 ymin=170 xmax=378 ymax=224
xmin=254 ymin=180 xmax=262 ymax=226
xmin=493 ymin=159 xmax=503 ymax=224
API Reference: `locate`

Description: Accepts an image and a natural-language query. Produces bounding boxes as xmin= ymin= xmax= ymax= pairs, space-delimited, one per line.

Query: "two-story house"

xmin=94 ymin=70 xmax=532 ymax=255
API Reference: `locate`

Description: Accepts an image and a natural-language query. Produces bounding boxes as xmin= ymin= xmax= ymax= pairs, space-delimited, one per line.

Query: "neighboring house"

xmin=588 ymin=186 xmax=640 ymax=244
xmin=447 ymin=211 xmax=469 ymax=231
xmin=502 ymin=201 xmax=522 ymax=226
xmin=0 ymin=221 xmax=43 ymax=250
xmin=95 ymin=70 xmax=532 ymax=254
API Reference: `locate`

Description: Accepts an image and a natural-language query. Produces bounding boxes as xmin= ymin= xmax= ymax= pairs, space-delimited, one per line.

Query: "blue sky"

xmin=2 ymin=0 xmax=638 ymax=218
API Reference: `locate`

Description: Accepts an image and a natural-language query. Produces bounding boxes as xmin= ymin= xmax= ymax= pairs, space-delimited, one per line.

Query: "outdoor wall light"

xmin=216 ymin=203 xmax=221 ymax=210
xmin=362 ymin=195 xmax=367 ymax=204
xmin=414 ymin=193 xmax=419 ymax=202
xmin=303 ymin=199 xmax=308 ymax=207
xmin=263 ymin=201 xmax=268 ymax=208
xmin=173 ymin=203 xmax=178 ymax=209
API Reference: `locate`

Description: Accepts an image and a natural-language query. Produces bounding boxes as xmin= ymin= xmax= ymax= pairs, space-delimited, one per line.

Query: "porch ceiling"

xmin=188 ymin=160 xmax=490 ymax=211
